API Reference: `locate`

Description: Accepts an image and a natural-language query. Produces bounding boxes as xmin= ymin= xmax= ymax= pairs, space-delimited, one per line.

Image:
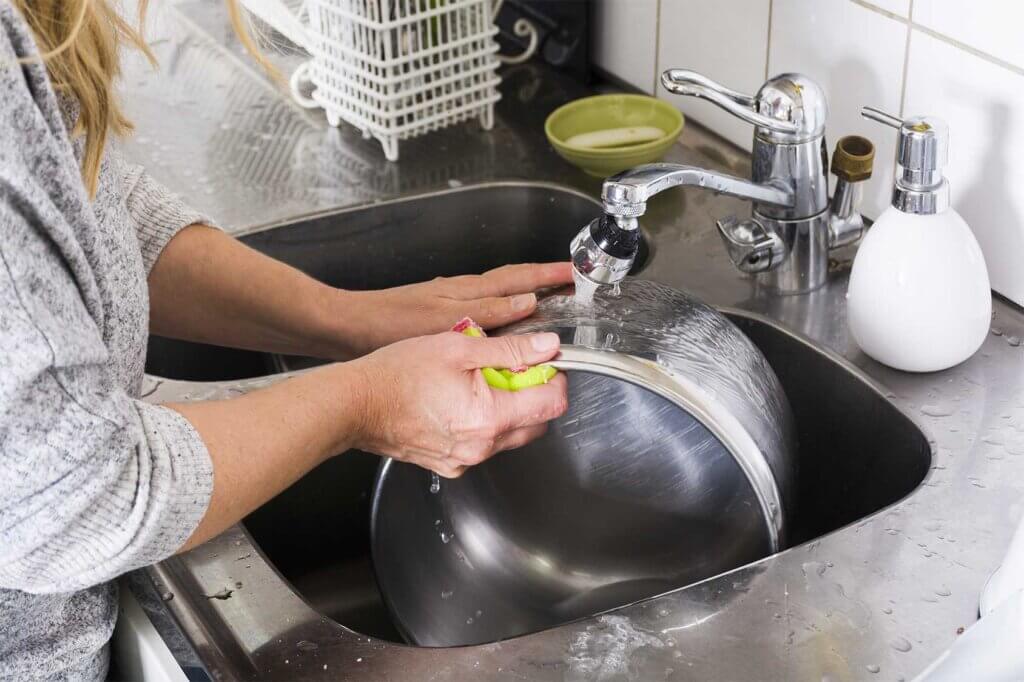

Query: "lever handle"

xmin=662 ymin=69 xmax=799 ymax=135
xmin=861 ymin=106 xmax=903 ymax=129
xmin=715 ymin=216 xmax=785 ymax=274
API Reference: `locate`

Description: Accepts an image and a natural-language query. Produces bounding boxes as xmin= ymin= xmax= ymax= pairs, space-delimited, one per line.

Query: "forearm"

xmin=171 ymin=361 xmax=369 ymax=552
xmin=148 ymin=224 xmax=358 ymax=358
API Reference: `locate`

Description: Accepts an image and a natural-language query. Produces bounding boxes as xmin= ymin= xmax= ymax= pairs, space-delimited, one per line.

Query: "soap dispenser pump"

xmin=847 ymin=107 xmax=991 ymax=372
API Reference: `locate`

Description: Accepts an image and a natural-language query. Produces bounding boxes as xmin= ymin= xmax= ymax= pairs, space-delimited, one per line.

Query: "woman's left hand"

xmin=331 ymin=262 xmax=573 ymax=357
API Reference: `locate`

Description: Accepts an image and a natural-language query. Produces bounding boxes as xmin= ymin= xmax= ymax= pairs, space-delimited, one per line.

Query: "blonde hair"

xmin=15 ymin=0 xmax=270 ymax=197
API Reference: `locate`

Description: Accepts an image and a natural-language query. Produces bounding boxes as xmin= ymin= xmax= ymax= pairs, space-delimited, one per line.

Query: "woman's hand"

xmin=149 ymin=225 xmax=572 ymax=362
xmin=173 ymin=328 xmax=566 ymax=551
xmin=351 ymin=329 xmax=568 ymax=478
xmin=332 ymin=262 xmax=573 ymax=357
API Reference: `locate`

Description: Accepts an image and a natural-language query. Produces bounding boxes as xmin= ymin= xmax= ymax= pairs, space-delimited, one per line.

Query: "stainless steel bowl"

xmin=370 ymin=279 xmax=796 ymax=647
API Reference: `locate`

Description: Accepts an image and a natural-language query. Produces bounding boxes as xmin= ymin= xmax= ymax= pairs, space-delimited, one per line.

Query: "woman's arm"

xmin=1 ymin=200 xmax=565 ymax=587
xmin=174 ymin=330 xmax=566 ymax=552
xmin=147 ymin=224 xmax=573 ymax=359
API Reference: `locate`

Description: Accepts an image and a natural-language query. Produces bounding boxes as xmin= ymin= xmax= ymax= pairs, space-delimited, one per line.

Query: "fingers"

xmin=456 ymin=332 xmax=561 ymax=370
xmin=491 ymin=373 xmax=568 ymax=430
xmin=494 ymin=423 xmax=548 ymax=453
xmin=447 ymin=422 xmax=549 ymax=466
xmin=448 ymin=262 xmax=574 ymax=299
xmin=462 ymin=293 xmax=537 ymax=329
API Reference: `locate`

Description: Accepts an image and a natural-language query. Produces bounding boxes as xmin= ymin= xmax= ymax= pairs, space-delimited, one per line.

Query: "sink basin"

xmin=144 ymin=182 xmax=931 ymax=647
xmin=146 ymin=182 xmax=641 ymax=381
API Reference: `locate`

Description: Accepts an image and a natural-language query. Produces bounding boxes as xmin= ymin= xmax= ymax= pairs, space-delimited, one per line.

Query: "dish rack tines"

xmin=304 ymin=0 xmax=502 ymax=160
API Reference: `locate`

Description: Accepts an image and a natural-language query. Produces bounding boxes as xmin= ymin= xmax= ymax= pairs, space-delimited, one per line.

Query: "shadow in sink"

xmin=145 ymin=183 xmax=930 ymax=646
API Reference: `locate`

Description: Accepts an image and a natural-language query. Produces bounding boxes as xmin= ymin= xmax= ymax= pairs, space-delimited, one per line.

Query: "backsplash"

xmin=592 ymin=0 xmax=1024 ymax=307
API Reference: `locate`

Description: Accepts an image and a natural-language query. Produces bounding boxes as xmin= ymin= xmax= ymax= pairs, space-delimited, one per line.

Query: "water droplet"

xmin=441 ymin=590 xmax=453 ymax=599
xmin=430 ymin=472 xmax=441 ymax=494
xmin=921 ymin=404 xmax=953 ymax=417
xmin=475 ymin=609 xmax=483 ymax=617
xmin=160 ymin=591 xmax=173 ymax=602
xmin=890 ymin=636 xmax=912 ymax=652
xmin=466 ymin=617 xmax=474 ymax=624
xmin=935 ymin=587 xmax=952 ymax=597
xmin=440 ymin=531 xmax=453 ymax=544
xmin=1008 ymin=336 xmax=1021 ymax=347
xmin=866 ymin=664 xmax=880 ymax=674
xmin=992 ymin=327 xmax=1004 ymax=336
xmin=297 ymin=640 xmax=318 ymax=652
xmin=882 ymin=607 xmax=893 ymax=615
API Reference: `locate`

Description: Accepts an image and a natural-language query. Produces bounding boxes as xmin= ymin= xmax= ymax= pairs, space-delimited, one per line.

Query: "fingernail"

xmin=512 ymin=293 xmax=536 ymax=312
xmin=531 ymin=333 xmax=559 ymax=352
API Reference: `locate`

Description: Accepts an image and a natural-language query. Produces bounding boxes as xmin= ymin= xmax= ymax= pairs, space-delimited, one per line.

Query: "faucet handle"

xmin=716 ymin=216 xmax=785 ymax=274
xmin=662 ymin=70 xmax=827 ymax=143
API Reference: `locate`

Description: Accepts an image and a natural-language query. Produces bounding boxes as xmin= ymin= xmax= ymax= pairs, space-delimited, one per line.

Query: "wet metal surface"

xmin=371 ymin=280 xmax=796 ymax=647
xmin=127 ymin=3 xmax=1024 ymax=680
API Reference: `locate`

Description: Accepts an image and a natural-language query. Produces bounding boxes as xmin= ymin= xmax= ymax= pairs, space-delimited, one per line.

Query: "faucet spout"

xmin=600 ymin=163 xmax=794 ymax=217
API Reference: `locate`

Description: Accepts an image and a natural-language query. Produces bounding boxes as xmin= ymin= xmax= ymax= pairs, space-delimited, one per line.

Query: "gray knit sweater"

xmin=1 ymin=5 xmax=215 ymax=680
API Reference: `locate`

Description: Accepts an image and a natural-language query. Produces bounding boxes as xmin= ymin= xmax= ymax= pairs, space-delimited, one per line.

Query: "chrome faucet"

xmin=571 ymin=70 xmax=876 ymax=294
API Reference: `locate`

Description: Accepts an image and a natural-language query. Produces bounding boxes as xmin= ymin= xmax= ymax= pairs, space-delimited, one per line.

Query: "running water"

xmin=572 ymin=268 xmax=600 ymax=307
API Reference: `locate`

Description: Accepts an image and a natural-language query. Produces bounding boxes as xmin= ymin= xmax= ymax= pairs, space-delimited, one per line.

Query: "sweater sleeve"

xmin=121 ymin=163 xmax=219 ymax=274
xmin=0 ymin=196 xmax=214 ymax=594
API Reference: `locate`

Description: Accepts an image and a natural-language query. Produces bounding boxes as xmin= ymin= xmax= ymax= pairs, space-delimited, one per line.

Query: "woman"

xmin=0 ymin=2 xmax=570 ymax=679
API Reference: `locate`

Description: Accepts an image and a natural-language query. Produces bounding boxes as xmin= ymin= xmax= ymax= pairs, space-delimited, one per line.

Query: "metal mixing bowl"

xmin=370 ymin=279 xmax=795 ymax=647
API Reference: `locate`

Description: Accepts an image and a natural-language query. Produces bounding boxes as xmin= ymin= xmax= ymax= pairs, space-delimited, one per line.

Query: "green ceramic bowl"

xmin=545 ymin=94 xmax=684 ymax=177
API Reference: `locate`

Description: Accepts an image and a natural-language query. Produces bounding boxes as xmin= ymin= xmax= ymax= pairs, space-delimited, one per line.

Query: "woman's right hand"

xmin=350 ymin=330 xmax=569 ymax=478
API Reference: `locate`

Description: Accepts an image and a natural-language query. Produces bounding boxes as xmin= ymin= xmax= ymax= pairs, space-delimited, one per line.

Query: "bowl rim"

xmin=544 ymin=93 xmax=685 ymax=157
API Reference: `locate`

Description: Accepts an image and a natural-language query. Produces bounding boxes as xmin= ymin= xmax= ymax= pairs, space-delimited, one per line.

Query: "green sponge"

xmin=452 ymin=317 xmax=558 ymax=391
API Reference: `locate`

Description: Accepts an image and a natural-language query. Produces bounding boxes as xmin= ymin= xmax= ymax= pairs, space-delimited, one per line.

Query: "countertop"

xmin=123 ymin=2 xmax=1024 ymax=680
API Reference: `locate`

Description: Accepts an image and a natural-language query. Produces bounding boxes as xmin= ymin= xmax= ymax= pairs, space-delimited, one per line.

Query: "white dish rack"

xmin=242 ymin=0 xmax=505 ymax=160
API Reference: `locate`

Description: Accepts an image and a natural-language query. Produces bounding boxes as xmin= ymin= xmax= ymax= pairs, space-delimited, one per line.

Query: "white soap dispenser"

xmin=847 ymin=108 xmax=991 ymax=372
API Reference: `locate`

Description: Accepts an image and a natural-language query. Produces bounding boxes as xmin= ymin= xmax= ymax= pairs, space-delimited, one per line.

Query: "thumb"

xmin=459 ymin=333 xmax=561 ymax=370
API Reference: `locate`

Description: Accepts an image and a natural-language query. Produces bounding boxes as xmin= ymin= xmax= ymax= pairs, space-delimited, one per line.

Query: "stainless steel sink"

xmin=146 ymin=182 xmax=644 ymax=381
xmin=144 ymin=182 xmax=931 ymax=649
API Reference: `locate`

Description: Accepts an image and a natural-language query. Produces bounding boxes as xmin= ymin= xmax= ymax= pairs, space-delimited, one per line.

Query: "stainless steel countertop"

xmin=125 ymin=3 xmax=1024 ymax=680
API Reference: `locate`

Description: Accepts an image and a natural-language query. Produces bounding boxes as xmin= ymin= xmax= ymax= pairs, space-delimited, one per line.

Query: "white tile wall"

xmin=590 ymin=0 xmax=1024 ymax=305
xmin=656 ymin=0 xmax=770 ymax=150
xmin=913 ymin=1 xmax=1024 ymax=71
xmin=769 ymin=0 xmax=907 ymax=219
xmin=591 ymin=0 xmax=659 ymax=94
xmin=904 ymin=30 xmax=1024 ymax=306
xmin=857 ymin=0 xmax=910 ymax=19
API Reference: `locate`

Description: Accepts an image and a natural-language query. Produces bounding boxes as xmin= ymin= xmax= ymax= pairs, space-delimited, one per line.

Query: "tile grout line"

xmin=850 ymin=0 xmax=1024 ymax=79
xmin=849 ymin=0 xmax=906 ymax=23
xmin=897 ymin=0 xmax=914 ymax=117
xmin=764 ymin=0 xmax=774 ymax=81
xmin=652 ymin=0 xmax=663 ymax=95
xmin=912 ymin=21 xmax=1024 ymax=78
